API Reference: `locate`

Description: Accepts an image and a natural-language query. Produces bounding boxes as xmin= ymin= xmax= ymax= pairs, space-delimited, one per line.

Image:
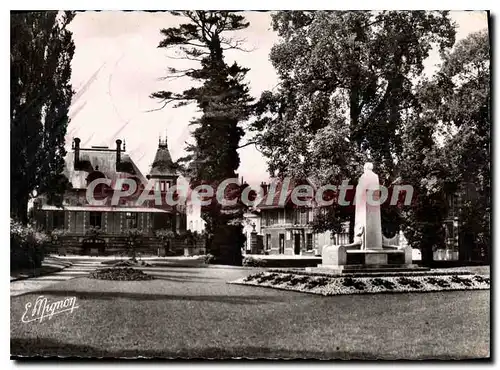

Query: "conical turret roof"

xmin=149 ymin=136 xmax=177 ymax=178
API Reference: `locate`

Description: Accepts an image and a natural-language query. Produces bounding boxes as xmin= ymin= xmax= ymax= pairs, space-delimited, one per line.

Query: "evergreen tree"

xmin=151 ymin=11 xmax=253 ymax=265
xmin=11 ymin=11 xmax=75 ymax=224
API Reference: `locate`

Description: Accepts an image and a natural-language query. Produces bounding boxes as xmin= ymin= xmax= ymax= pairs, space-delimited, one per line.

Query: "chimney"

xmin=73 ymin=137 xmax=81 ymax=169
xmin=116 ymin=139 xmax=122 ymax=170
xmin=260 ymin=181 xmax=269 ymax=196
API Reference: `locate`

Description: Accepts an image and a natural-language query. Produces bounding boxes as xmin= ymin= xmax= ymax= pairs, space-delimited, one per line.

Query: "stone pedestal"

xmin=158 ymin=246 xmax=166 ymax=257
xmin=250 ymin=231 xmax=259 ymax=254
xmin=365 ymin=253 xmax=387 ymax=265
xmin=318 ymin=163 xmax=417 ymax=273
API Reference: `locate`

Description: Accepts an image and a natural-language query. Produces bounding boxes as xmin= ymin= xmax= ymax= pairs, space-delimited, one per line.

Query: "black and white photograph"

xmin=9 ymin=7 xmax=491 ymax=360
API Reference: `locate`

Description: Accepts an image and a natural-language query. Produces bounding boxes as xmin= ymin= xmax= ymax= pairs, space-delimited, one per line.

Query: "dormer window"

xmin=154 ymin=181 xmax=170 ymax=192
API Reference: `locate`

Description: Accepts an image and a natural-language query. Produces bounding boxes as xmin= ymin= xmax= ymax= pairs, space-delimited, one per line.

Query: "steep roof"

xmin=64 ymin=147 xmax=146 ymax=190
xmin=149 ymin=138 xmax=177 ymax=178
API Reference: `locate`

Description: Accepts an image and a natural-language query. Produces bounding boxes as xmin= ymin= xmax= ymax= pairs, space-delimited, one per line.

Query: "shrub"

xmin=207 ymin=224 xmax=244 ymax=266
xmin=90 ymin=267 xmax=154 ymax=281
xmin=473 ymin=275 xmax=490 ymax=284
xmin=122 ymin=228 xmax=145 ymax=259
xmin=370 ymin=278 xmax=396 ymax=290
xmin=271 ymin=274 xmax=293 ymax=285
xmin=305 ymin=277 xmax=329 ymax=289
xmin=450 ymin=275 xmax=473 ymax=287
xmin=155 ymin=229 xmax=176 ymax=249
xmin=242 ymin=256 xmax=268 ymax=267
xmin=243 ymin=272 xmax=263 ymax=282
xmin=426 ymin=277 xmax=450 ymax=288
xmin=257 ymin=273 xmax=278 ymax=283
xmin=155 ymin=229 xmax=176 ymax=240
xmin=10 ymin=218 xmax=48 ymax=270
xmin=289 ymin=275 xmax=310 ymax=286
xmin=342 ymin=277 xmax=366 ymax=290
xmin=397 ymin=277 xmax=422 ymax=289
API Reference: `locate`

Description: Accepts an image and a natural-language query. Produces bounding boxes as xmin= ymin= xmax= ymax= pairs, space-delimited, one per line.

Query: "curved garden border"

xmin=229 ymin=271 xmax=490 ymax=296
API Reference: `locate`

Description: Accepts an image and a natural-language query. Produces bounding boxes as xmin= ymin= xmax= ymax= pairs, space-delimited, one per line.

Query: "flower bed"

xmin=231 ymin=271 xmax=490 ymax=296
xmin=89 ymin=267 xmax=154 ymax=281
xmin=102 ymin=260 xmax=153 ymax=267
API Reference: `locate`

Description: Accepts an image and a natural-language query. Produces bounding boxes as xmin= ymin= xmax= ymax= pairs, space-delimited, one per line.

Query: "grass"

xmin=11 ymin=265 xmax=490 ymax=359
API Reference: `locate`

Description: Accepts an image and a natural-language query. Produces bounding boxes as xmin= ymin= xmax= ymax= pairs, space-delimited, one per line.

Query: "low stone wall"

xmin=244 ymin=255 xmax=322 ymax=268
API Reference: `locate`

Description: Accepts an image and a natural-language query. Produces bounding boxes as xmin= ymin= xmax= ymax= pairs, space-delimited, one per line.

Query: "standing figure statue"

xmin=354 ymin=163 xmax=383 ymax=250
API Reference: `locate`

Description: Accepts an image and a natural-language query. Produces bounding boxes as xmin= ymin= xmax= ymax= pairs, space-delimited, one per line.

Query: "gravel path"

xmin=10 ymin=259 xmax=103 ymax=297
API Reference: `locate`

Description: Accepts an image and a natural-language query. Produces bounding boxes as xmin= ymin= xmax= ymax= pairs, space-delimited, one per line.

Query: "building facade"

xmin=256 ymin=180 xmax=347 ymax=256
xmin=434 ymin=182 xmax=488 ymax=263
xmin=242 ymin=211 xmax=262 ymax=254
xmin=34 ymin=136 xmax=195 ymax=256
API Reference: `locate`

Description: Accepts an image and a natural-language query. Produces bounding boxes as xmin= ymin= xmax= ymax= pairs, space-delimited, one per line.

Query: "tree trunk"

xmin=13 ymin=195 xmax=29 ymax=225
xmin=420 ymin=244 xmax=433 ymax=267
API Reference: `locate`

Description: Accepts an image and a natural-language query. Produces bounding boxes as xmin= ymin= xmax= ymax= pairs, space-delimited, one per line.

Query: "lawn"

xmin=11 ymin=266 xmax=490 ymax=359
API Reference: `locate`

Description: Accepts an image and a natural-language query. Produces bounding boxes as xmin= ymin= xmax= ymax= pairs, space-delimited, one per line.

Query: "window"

xmin=271 ymin=211 xmax=278 ymax=225
xmin=155 ymin=182 xmax=161 ymax=192
xmin=278 ymin=210 xmax=284 ymax=224
xmin=53 ymin=211 xmax=65 ymax=229
xmin=89 ymin=212 xmax=102 ymax=228
xmin=266 ymin=234 xmax=271 ymax=250
xmin=265 ymin=212 xmax=270 ymax=226
xmin=300 ymin=209 xmax=307 ymax=225
xmin=189 ymin=221 xmax=193 ymax=230
xmin=308 ymin=209 xmax=314 ymax=223
xmin=126 ymin=212 xmax=138 ymax=229
xmin=306 ymin=233 xmax=313 ymax=251
xmin=279 ymin=233 xmax=285 ymax=254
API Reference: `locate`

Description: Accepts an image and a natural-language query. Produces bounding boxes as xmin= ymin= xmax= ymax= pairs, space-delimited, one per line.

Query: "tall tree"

xmin=400 ymin=30 xmax=490 ymax=265
xmin=151 ymin=11 xmax=253 ymax=265
xmin=252 ymin=11 xmax=456 ymax=238
xmin=11 ymin=11 xmax=75 ymax=224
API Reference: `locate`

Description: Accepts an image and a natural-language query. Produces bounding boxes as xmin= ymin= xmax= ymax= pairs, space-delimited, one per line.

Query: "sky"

xmin=66 ymin=10 xmax=488 ymax=186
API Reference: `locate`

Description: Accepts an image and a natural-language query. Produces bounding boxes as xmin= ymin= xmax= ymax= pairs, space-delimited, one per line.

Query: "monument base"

xmin=310 ymin=264 xmax=428 ymax=274
xmin=317 ymin=244 xmax=419 ymax=274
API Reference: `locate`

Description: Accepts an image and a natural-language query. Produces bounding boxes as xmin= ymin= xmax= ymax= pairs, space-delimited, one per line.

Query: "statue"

xmin=320 ymin=162 xmax=414 ymax=270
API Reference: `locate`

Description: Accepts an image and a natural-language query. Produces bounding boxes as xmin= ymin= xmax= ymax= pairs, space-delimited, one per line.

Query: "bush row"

xmin=243 ymin=272 xmax=490 ymax=292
